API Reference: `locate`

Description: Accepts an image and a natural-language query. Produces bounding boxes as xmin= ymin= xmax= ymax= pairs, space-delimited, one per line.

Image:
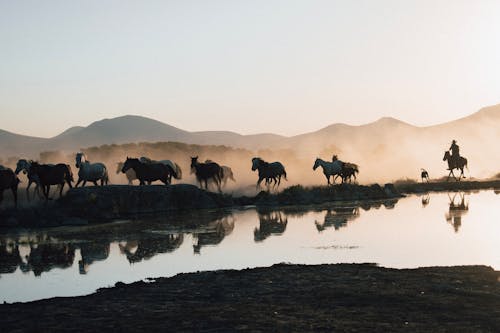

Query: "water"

xmin=0 ymin=191 xmax=498 ymax=303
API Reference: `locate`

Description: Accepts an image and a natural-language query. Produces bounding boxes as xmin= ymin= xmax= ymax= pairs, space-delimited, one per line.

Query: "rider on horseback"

xmin=448 ymin=140 xmax=460 ymax=170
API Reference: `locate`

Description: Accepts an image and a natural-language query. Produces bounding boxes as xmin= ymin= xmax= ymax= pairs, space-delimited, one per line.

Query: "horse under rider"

xmin=449 ymin=140 xmax=460 ymax=165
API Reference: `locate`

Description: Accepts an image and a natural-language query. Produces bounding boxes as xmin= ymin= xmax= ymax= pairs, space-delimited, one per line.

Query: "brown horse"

xmin=443 ymin=151 xmax=468 ymax=181
xmin=29 ymin=162 xmax=73 ymax=200
xmin=0 ymin=169 xmax=20 ymax=207
xmin=121 ymin=157 xmax=172 ymax=185
xmin=190 ymin=157 xmax=223 ymax=192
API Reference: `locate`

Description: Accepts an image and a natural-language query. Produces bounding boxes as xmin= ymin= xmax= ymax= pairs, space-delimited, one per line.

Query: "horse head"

xmin=121 ymin=157 xmax=136 ymax=173
xmin=313 ymin=158 xmax=321 ymax=170
xmin=251 ymin=157 xmax=262 ymax=171
xmin=190 ymin=156 xmax=199 ymax=169
xmin=75 ymin=152 xmax=86 ymax=168
xmin=15 ymin=159 xmax=29 ymax=175
xmin=443 ymin=151 xmax=450 ymax=161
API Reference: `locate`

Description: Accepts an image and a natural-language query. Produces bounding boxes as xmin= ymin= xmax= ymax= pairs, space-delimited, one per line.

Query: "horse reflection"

xmin=0 ymin=239 xmax=22 ymax=274
xmin=193 ymin=216 xmax=235 ymax=253
xmin=78 ymin=241 xmax=110 ymax=274
xmin=22 ymin=242 xmax=76 ymax=276
xmin=315 ymin=206 xmax=360 ymax=232
xmin=254 ymin=211 xmax=288 ymax=242
xmin=421 ymin=193 xmax=430 ymax=207
xmin=445 ymin=192 xmax=469 ymax=233
xmin=119 ymin=234 xmax=184 ymax=263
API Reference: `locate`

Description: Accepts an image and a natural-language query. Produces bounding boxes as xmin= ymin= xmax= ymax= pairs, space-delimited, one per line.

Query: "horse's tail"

xmin=218 ymin=167 xmax=224 ymax=183
xmin=174 ymin=163 xmax=182 ymax=179
xmin=103 ymin=169 xmax=110 ymax=185
xmin=282 ymin=168 xmax=287 ymax=181
xmin=229 ymin=169 xmax=236 ymax=182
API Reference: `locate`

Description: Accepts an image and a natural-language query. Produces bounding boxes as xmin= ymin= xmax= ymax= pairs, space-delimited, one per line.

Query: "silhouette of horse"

xmin=313 ymin=158 xmax=343 ymax=185
xmin=443 ymin=151 xmax=468 ymax=181
xmin=445 ymin=192 xmax=468 ymax=232
xmin=339 ymin=162 xmax=359 ymax=183
xmin=0 ymin=165 xmax=7 ymax=171
xmin=121 ymin=157 xmax=172 ymax=185
xmin=251 ymin=157 xmax=287 ymax=189
xmin=15 ymin=159 xmax=43 ymax=200
xmin=29 ymin=162 xmax=73 ymax=200
xmin=204 ymin=160 xmax=235 ymax=188
xmin=75 ymin=153 xmax=109 ymax=187
xmin=190 ymin=157 xmax=223 ymax=192
xmin=0 ymin=169 xmax=20 ymax=207
xmin=139 ymin=157 xmax=183 ymax=183
xmin=421 ymin=168 xmax=430 ymax=183
xmin=254 ymin=211 xmax=288 ymax=242
xmin=116 ymin=161 xmax=137 ymax=185
xmin=315 ymin=206 xmax=360 ymax=232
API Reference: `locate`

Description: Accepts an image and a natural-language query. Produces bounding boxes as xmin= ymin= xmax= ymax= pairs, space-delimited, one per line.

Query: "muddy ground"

xmin=1 ymin=264 xmax=499 ymax=332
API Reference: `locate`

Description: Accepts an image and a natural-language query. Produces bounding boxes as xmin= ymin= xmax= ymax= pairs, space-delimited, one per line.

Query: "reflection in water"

xmin=193 ymin=216 xmax=234 ymax=253
xmin=421 ymin=193 xmax=430 ymax=207
xmin=79 ymin=242 xmax=110 ymax=274
xmin=2 ymin=191 xmax=500 ymax=304
xmin=445 ymin=192 xmax=469 ymax=233
xmin=119 ymin=234 xmax=183 ymax=263
xmin=254 ymin=211 xmax=288 ymax=242
xmin=315 ymin=207 xmax=360 ymax=232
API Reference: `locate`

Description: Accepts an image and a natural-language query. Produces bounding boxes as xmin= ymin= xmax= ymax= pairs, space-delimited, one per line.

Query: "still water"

xmin=0 ymin=191 xmax=498 ymax=303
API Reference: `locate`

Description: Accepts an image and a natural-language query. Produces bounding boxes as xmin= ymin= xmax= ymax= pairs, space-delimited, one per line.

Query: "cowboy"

xmin=449 ymin=140 xmax=460 ymax=166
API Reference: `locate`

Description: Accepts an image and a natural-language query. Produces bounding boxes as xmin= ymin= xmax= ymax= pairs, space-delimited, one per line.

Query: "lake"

xmin=0 ymin=190 xmax=498 ymax=303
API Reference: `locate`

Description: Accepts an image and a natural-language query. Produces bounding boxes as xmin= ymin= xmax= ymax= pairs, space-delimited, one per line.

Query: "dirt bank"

xmin=0 ymin=264 xmax=499 ymax=332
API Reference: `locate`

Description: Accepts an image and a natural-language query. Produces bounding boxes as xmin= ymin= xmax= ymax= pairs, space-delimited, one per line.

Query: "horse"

xmin=190 ymin=156 xmax=223 ymax=192
xmin=339 ymin=162 xmax=359 ymax=183
xmin=251 ymin=157 xmax=287 ymax=189
xmin=443 ymin=151 xmax=468 ymax=181
xmin=116 ymin=161 xmax=137 ymax=185
xmin=121 ymin=157 xmax=172 ymax=185
xmin=139 ymin=157 xmax=182 ymax=183
xmin=313 ymin=158 xmax=343 ymax=185
xmin=75 ymin=153 xmax=109 ymax=187
xmin=204 ymin=160 xmax=235 ymax=188
xmin=15 ymin=159 xmax=44 ymax=200
xmin=29 ymin=162 xmax=73 ymax=200
xmin=0 ymin=169 xmax=20 ymax=207
xmin=420 ymin=168 xmax=430 ymax=183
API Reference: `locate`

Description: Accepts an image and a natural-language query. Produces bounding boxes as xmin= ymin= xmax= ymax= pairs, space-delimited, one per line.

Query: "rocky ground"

xmin=0 ymin=263 xmax=499 ymax=332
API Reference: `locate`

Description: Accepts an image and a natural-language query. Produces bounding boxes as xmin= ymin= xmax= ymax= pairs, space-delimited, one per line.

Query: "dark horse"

xmin=28 ymin=162 xmax=73 ymax=200
xmin=251 ymin=157 xmax=287 ymax=189
xmin=443 ymin=151 xmax=468 ymax=181
xmin=121 ymin=157 xmax=172 ymax=185
xmin=0 ymin=169 xmax=20 ymax=207
xmin=190 ymin=156 xmax=223 ymax=192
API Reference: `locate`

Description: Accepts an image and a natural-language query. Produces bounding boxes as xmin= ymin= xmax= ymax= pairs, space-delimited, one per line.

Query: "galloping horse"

xmin=190 ymin=157 xmax=224 ymax=192
xmin=75 ymin=153 xmax=109 ymax=187
xmin=251 ymin=157 xmax=287 ymax=189
xmin=0 ymin=169 xmax=20 ymax=207
xmin=139 ymin=157 xmax=182 ymax=183
xmin=313 ymin=158 xmax=343 ymax=185
xmin=121 ymin=157 xmax=172 ymax=185
xmin=443 ymin=151 xmax=468 ymax=181
xmin=29 ymin=162 xmax=73 ymax=200
xmin=205 ymin=160 xmax=235 ymax=188
xmin=15 ymin=159 xmax=45 ymax=200
xmin=116 ymin=161 xmax=137 ymax=185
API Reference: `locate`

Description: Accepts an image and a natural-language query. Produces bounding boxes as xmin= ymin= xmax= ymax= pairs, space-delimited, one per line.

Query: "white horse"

xmin=139 ymin=157 xmax=182 ymax=183
xmin=15 ymin=159 xmax=43 ymax=200
xmin=116 ymin=161 xmax=137 ymax=185
xmin=313 ymin=158 xmax=343 ymax=185
xmin=75 ymin=152 xmax=109 ymax=187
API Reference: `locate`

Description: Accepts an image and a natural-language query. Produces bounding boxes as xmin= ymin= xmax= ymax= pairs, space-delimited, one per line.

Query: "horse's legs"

xmin=325 ymin=174 xmax=330 ymax=185
xmin=256 ymin=177 xmax=263 ymax=189
xmin=11 ymin=186 xmax=17 ymax=208
xmin=59 ymin=183 xmax=64 ymax=198
xmin=26 ymin=180 xmax=32 ymax=201
xmin=75 ymin=178 xmax=82 ymax=187
xmin=92 ymin=181 xmax=98 ymax=186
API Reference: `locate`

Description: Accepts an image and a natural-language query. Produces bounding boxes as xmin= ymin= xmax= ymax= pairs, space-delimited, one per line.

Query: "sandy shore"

xmin=1 ymin=263 xmax=499 ymax=332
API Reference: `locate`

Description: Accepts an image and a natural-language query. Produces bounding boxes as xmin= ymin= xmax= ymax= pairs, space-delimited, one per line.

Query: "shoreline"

xmin=1 ymin=263 xmax=499 ymax=331
xmin=0 ymin=179 xmax=499 ymax=228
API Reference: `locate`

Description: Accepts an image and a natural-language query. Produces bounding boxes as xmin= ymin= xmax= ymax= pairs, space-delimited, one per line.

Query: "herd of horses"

xmin=0 ymin=148 xmax=469 ymax=207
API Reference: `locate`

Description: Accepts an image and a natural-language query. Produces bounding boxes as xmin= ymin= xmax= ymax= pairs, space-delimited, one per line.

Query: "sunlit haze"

xmin=1 ymin=0 xmax=500 ymax=137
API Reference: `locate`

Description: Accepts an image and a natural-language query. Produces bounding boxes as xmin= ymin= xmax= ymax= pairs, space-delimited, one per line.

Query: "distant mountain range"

xmin=1 ymin=104 xmax=500 ymax=180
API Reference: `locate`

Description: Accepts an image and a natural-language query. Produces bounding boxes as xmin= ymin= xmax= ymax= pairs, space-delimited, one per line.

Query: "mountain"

xmin=1 ymin=105 xmax=499 ymax=181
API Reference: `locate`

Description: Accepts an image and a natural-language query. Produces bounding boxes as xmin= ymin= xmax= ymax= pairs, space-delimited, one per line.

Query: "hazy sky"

xmin=1 ymin=0 xmax=500 ymax=137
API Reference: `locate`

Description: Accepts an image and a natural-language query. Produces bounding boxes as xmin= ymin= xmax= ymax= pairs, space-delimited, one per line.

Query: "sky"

xmin=1 ymin=0 xmax=500 ymax=138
